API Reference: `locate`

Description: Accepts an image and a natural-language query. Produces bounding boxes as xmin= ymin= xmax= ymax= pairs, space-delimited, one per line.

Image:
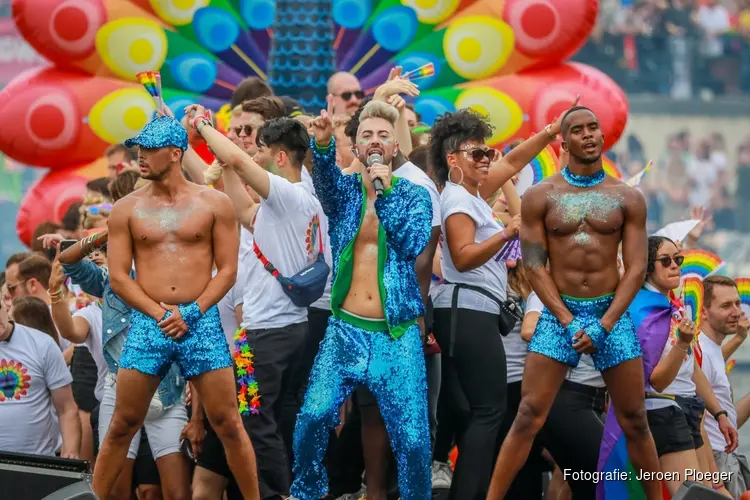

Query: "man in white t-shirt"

xmin=0 ymin=301 xmax=81 ymax=457
xmin=697 ymin=276 xmax=750 ymax=497
xmin=194 ymin=109 xmax=324 ymax=499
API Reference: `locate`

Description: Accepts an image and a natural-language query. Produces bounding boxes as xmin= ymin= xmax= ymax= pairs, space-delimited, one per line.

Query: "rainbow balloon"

xmin=681 ymin=249 xmax=725 ymax=280
xmin=682 ymin=276 xmax=704 ymax=331
xmin=602 ymin=156 xmax=622 ymax=180
xmin=735 ymin=277 xmax=750 ymax=307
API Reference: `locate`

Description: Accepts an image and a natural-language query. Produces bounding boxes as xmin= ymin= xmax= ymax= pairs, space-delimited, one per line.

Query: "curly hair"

xmin=428 ymin=109 xmax=494 ymax=186
xmin=646 ymin=236 xmax=676 ymax=278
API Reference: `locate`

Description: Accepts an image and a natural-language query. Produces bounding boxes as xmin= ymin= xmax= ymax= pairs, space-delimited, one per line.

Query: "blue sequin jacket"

xmin=62 ymin=261 xmax=186 ymax=408
xmin=311 ymin=137 xmax=432 ymax=339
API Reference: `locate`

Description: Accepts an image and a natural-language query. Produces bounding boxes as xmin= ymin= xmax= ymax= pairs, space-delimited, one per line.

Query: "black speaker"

xmin=0 ymin=451 xmax=92 ymax=499
xmin=672 ymin=480 xmax=727 ymax=500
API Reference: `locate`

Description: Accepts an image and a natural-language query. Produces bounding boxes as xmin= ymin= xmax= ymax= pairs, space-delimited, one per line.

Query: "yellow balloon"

xmin=401 ymin=0 xmax=461 ymax=25
xmin=95 ymin=18 xmax=168 ymax=81
xmin=149 ymin=0 xmax=210 ymax=26
xmin=455 ymin=88 xmax=522 ymax=144
xmin=443 ymin=16 xmax=514 ymax=80
xmin=88 ymin=88 xmax=155 ymax=144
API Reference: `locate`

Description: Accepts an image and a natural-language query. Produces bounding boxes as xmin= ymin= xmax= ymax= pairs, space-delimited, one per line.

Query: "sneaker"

xmin=432 ymin=461 xmax=452 ymax=489
xmin=335 ymin=485 xmax=367 ymax=500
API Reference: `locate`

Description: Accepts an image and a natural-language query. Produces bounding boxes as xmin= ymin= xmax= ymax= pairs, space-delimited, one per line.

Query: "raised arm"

xmin=600 ymin=188 xmax=648 ymax=332
xmin=194 ymin=191 xmax=239 ymax=314
xmin=49 ymin=260 xmax=91 ymax=345
xmin=520 ymin=184 xmax=574 ymax=326
xmin=310 ymin=95 xmax=347 ymax=218
xmin=649 ymin=318 xmax=694 ymax=392
xmin=375 ymin=182 xmax=433 ymax=260
xmin=373 ymin=69 xmax=419 ymax=157
xmin=478 ymin=96 xmax=579 ymax=200
xmin=218 ymin=163 xmax=258 ymax=230
xmin=107 ymin=199 xmax=166 ymax=321
xmin=182 ymin=147 xmax=208 ymax=185
xmin=722 ymin=315 xmax=748 ymax=360
xmin=190 ymin=113 xmax=272 ymax=200
xmin=501 ymin=179 xmax=521 ymax=216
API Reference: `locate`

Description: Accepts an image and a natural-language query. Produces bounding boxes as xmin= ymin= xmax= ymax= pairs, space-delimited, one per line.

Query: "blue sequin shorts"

xmin=120 ymin=305 xmax=232 ymax=379
xmin=528 ymin=294 xmax=642 ymax=371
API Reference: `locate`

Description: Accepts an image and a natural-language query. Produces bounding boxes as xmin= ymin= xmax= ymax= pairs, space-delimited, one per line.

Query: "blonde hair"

xmin=358 ymin=100 xmax=399 ymax=127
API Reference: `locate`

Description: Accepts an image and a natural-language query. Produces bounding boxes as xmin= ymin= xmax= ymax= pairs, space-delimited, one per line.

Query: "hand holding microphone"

xmin=367 ymin=153 xmax=391 ymax=198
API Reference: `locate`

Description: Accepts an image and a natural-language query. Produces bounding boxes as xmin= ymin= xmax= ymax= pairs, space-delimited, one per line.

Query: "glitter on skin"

xmin=572 ymin=232 xmax=592 ymax=245
xmin=549 ymin=192 xmax=623 ymax=225
xmin=134 ymin=205 xmax=194 ymax=232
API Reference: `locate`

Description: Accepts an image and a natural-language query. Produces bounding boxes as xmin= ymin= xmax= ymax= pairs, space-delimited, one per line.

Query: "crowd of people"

xmin=579 ymin=0 xmax=750 ymax=98
xmin=1 ymin=66 xmax=750 ymax=500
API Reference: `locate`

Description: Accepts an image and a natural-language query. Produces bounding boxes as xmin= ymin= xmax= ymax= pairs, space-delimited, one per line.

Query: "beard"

xmin=576 ymin=153 xmax=602 ymax=165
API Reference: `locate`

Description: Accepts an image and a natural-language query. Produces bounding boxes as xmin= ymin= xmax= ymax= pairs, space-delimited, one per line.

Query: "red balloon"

xmin=16 ymin=166 xmax=89 ymax=246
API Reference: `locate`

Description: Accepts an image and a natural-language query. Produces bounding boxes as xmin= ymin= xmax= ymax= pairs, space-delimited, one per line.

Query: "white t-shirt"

xmin=645 ymin=338 xmax=696 ymax=410
xmin=301 ymin=168 xmax=332 ymax=311
xmin=240 ymin=226 xmax=254 ymax=261
xmin=394 ymin=161 xmax=441 ymax=228
xmin=0 ymin=323 xmax=73 ymax=456
xmin=504 ymin=292 xmax=544 ymax=384
xmin=434 ymin=182 xmax=508 ymax=314
xmin=697 ymin=5 xmax=730 ymax=56
xmin=241 ymin=173 xmax=323 ymax=329
xmin=217 ymin=263 xmax=248 ymax=348
xmin=700 ymin=333 xmax=737 ymax=452
xmin=72 ymin=304 xmax=107 ymax=402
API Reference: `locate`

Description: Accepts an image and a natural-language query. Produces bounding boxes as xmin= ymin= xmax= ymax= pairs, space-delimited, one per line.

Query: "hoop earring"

xmin=449 ymin=166 xmax=464 ymax=185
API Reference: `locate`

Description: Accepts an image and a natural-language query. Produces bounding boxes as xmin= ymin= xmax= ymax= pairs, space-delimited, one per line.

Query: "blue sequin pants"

xmin=290 ymin=316 xmax=431 ymax=500
xmin=528 ymin=294 xmax=642 ymax=371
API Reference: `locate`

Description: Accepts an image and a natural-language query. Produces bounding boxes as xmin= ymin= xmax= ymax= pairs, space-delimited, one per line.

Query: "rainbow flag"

xmin=625 ymin=161 xmax=653 ymax=187
xmin=597 ymin=288 xmax=673 ymax=500
xmin=735 ymin=277 xmax=750 ymax=307
xmin=680 ymin=249 xmax=724 ymax=280
xmin=403 ymin=62 xmax=434 ymax=80
xmin=136 ymin=71 xmax=163 ymax=108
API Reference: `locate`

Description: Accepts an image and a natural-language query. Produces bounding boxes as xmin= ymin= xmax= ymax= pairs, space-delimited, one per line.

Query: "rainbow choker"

xmin=561 ymin=166 xmax=605 ymax=188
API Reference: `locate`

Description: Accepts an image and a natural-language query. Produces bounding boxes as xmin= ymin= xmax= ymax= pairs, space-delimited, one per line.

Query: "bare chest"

xmin=354 ymin=204 xmax=380 ymax=249
xmin=131 ymin=203 xmax=214 ymax=246
xmin=545 ymin=191 xmax=624 ymax=237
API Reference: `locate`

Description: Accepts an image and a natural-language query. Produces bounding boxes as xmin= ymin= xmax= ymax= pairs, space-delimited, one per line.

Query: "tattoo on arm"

xmin=521 ymin=241 xmax=548 ymax=268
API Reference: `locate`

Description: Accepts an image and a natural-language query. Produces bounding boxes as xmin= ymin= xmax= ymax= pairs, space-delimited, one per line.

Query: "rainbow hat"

xmin=680 ymin=249 xmax=725 ymax=280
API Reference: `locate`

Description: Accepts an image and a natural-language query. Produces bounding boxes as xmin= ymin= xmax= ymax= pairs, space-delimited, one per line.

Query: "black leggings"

xmin=433 ymin=307 xmax=507 ymax=500
xmin=540 ymin=380 xmax=607 ymax=499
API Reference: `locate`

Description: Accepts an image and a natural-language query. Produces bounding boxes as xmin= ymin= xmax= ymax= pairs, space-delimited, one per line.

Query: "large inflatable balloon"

xmin=15 ymin=158 xmax=108 ymax=247
xmin=414 ymin=62 xmax=629 ymax=152
xmin=6 ymin=0 xmax=609 ymax=169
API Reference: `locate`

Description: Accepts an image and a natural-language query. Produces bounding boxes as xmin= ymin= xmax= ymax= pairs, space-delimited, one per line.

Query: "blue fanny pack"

xmin=252 ymin=226 xmax=329 ymax=308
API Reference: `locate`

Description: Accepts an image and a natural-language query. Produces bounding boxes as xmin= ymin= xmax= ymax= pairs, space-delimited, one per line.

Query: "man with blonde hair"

xmin=289 ymin=97 xmax=433 ymax=500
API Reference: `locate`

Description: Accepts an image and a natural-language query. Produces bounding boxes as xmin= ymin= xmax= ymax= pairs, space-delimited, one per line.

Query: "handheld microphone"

xmin=367 ymin=152 xmax=385 ymax=198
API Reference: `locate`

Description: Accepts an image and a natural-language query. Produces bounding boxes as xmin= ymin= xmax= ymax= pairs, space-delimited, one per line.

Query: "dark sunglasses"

xmin=454 ymin=148 xmax=498 ymax=162
xmin=232 ymin=125 xmax=253 ymax=136
xmin=339 ymin=91 xmax=365 ymax=101
xmin=656 ymin=255 xmax=685 ymax=267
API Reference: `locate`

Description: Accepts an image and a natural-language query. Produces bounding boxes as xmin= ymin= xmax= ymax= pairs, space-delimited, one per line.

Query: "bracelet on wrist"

xmin=713 ymin=410 xmax=728 ymax=420
xmin=47 ymin=289 xmax=63 ymax=297
xmin=544 ymin=124 xmax=557 ymax=139
xmin=674 ymin=342 xmax=689 ymax=353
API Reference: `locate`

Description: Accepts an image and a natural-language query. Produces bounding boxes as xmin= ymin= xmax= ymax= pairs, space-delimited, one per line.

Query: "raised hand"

xmin=183 ymin=104 xmax=212 ymax=131
xmin=48 ymin=258 xmax=66 ymax=292
xmin=676 ymin=316 xmax=696 ymax=346
xmin=310 ymin=95 xmax=335 ymax=146
xmin=388 ymin=94 xmax=406 ymax=112
xmin=374 ymin=71 xmax=420 ymax=102
xmin=367 ymin=162 xmax=392 ymax=191
xmin=549 ymin=95 xmax=581 ymax=136
xmin=38 ymin=233 xmax=64 ymax=250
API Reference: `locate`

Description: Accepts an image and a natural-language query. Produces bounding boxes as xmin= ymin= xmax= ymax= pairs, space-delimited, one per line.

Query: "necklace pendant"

xmin=561 ymin=166 xmax=606 ymax=188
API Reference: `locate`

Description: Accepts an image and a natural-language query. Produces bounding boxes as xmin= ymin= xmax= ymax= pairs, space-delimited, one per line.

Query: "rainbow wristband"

xmin=178 ymin=302 xmax=202 ymax=328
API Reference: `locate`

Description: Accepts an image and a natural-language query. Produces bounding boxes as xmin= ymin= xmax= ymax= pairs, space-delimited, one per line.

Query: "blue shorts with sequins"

xmin=528 ymin=294 xmax=642 ymax=372
xmin=120 ymin=305 xmax=232 ymax=380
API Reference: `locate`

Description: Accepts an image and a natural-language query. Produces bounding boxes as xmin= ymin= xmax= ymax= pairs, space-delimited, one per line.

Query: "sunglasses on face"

xmin=232 ymin=125 xmax=253 ymax=137
xmin=339 ymin=91 xmax=365 ymax=101
xmin=656 ymin=255 xmax=685 ymax=267
xmin=454 ymin=148 xmax=498 ymax=162
xmin=85 ymin=203 xmax=113 ymax=216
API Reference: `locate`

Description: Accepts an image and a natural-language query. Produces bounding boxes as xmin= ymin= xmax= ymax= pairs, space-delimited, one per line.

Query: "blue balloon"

xmin=168 ymin=54 xmax=218 ymax=94
xmin=193 ymin=7 xmax=240 ymax=52
xmin=333 ymin=0 xmax=370 ymax=29
xmin=240 ymin=0 xmax=276 ymax=30
xmin=414 ymin=96 xmax=455 ymax=126
xmin=397 ymin=53 xmax=441 ymax=90
xmin=164 ymin=98 xmax=194 ymax=122
xmin=372 ymin=6 xmax=418 ymax=53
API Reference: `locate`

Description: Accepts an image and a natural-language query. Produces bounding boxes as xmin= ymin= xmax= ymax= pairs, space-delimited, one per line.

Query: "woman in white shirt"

xmin=641 ymin=236 xmax=733 ymax=495
xmin=429 ymin=108 xmax=559 ymax=499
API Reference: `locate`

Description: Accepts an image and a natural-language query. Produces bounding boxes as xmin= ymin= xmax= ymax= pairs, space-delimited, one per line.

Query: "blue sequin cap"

xmin=124 ymin=116 xmax=188 ymax=151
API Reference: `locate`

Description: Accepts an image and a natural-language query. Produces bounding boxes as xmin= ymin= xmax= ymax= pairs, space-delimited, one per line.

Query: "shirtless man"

xmin=289 ymin=98 xmax=433 ymax=500
xmin=91 ymin=116 xmax=260 ymax=500
xmin=487 ymin=107 xmax=662 ymax=499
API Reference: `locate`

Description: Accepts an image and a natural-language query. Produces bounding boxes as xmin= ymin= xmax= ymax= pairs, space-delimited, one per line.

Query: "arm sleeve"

xmin=262 ymin=173 xmax=305 ymax=216
xmin=374 ymin=180 xmax=433 ymax=260
xmin=311 ymin=136 xmax=346 ymax=219
xmin=42 ymin=336 xmax=73 ymax=391
xmin=61 ymin=261 xmax=106 ymax=298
